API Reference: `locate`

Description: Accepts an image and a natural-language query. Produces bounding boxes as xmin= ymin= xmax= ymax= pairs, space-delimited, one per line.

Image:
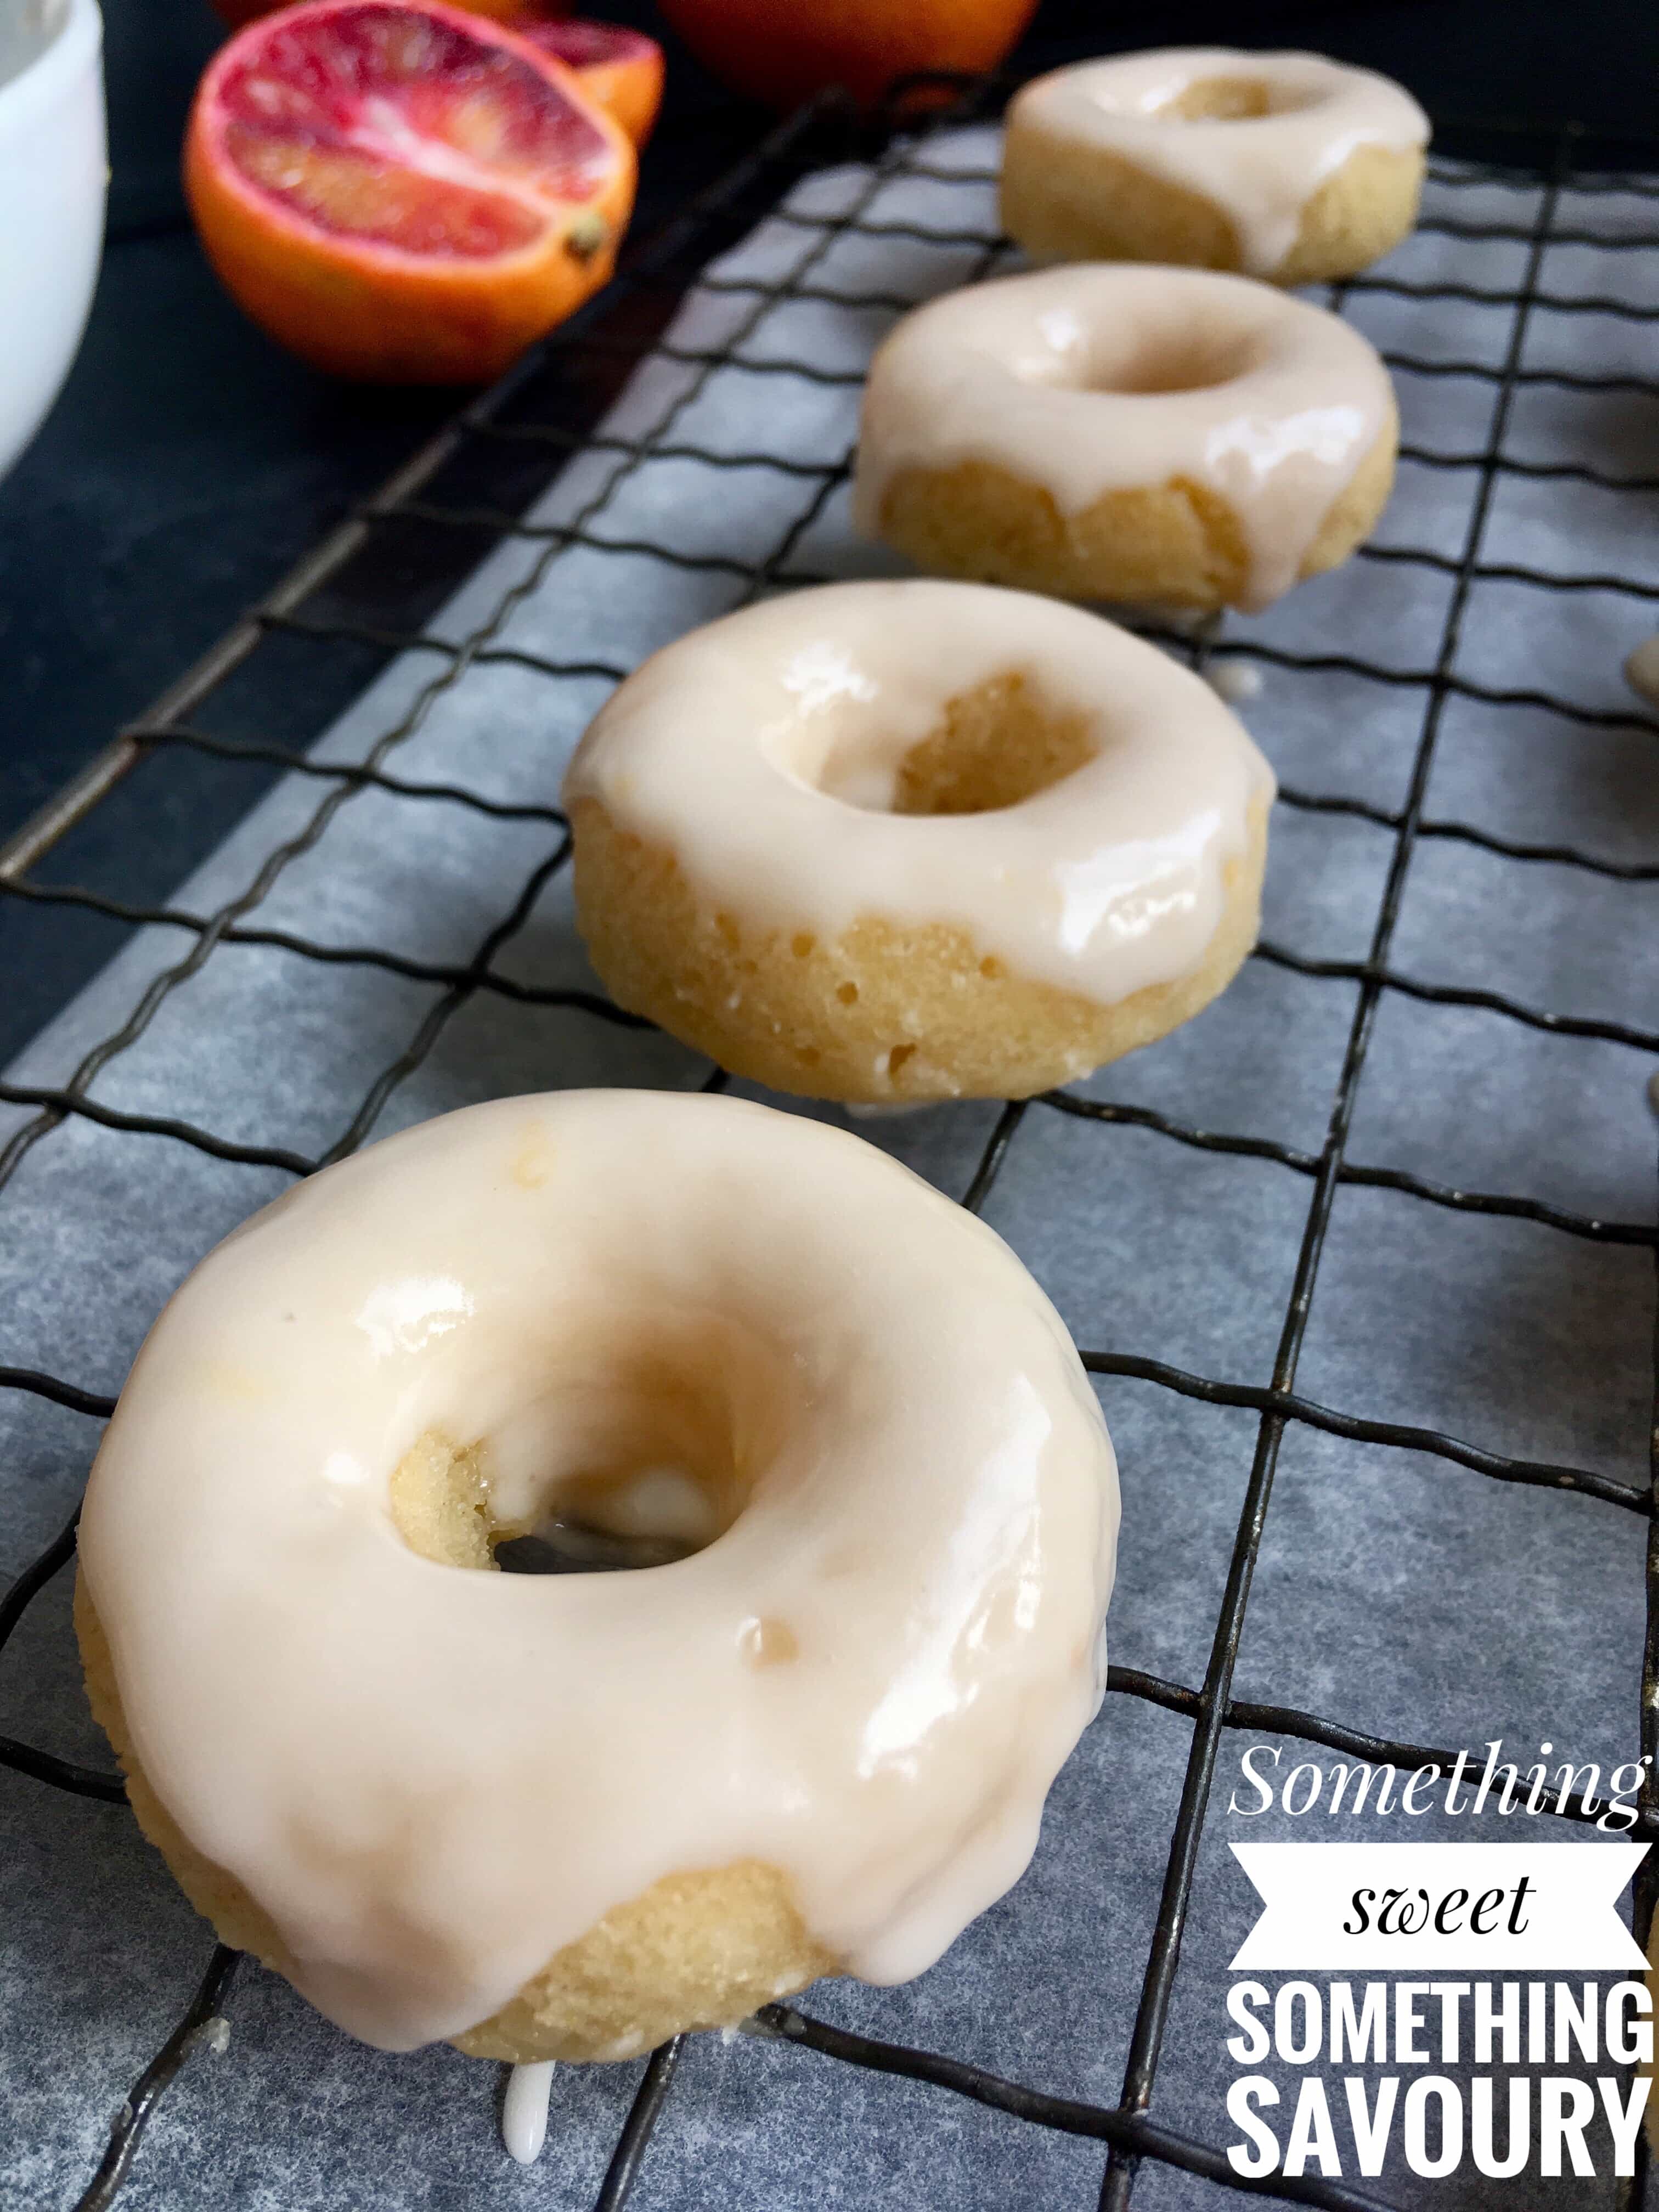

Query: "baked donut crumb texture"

xmin=572 ymin=789 xmax=1269 ymax=1103
xmin=872 ymin=422 xmax=1397 ymax=612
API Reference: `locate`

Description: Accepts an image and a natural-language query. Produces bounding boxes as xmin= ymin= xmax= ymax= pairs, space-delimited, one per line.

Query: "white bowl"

xmin=0 ymin=0 xmax=105 ymax=480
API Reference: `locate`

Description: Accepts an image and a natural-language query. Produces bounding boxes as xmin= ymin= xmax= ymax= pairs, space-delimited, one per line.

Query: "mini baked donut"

xmin=76 ymin=1090 xmax=1119 ymax=2062
xmin=853 ymin=264 xmax=1397 ymax=614
xmin=1001 ymin=48 xmax=1429 ymax=285
xmin=565 ymin=580 xmax=1274 ymax=1103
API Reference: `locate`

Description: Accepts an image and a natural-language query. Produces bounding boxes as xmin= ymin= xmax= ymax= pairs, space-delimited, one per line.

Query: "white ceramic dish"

xmin=0 ymin=0 xmax=105 ymax=480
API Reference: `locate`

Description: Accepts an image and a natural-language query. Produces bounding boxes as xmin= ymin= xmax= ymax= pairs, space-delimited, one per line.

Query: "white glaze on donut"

xmin=78 ymin=1091 xmax=1119 ymax=2051
xmin=1206 ymin=659 xmax=1262 ymax=704
xmin=565 ymin=581 xmax=1273 ymax=1006
xmin=1007 ymin=47 xmax=1429 ymax=278
xmin=852 ymin=266 xmax=1395 ymax=612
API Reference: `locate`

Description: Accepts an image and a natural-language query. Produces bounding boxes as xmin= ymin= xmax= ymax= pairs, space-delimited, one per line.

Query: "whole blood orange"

xmin=653 ymin=0 xmax=1039 ymax=112
xmin=185 ymin=0 xmax=637 ymax=383
xmin=512 ymin=20 xmax=664 ymax=146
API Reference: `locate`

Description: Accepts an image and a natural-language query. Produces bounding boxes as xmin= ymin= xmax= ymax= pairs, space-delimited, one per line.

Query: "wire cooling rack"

xmin=1 ymin=69 xmax=1657 ymax=2212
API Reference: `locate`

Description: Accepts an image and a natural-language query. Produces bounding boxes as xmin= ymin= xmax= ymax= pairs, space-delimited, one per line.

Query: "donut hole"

xmin=1093 ymin=328 xmax=1255 ymax=396
xmin=390 ymin=1313 xmax=791 ymax=1576
xmin=1053 ymin=304 xmax=1263 ymax=397
xmin=1002 ymin=301 xmax=1259 ymax=400
xmin=1149 ymin=75 xmax=1322 ymax=123
xmin=805 ymin=672 xmax=1097 ymax=817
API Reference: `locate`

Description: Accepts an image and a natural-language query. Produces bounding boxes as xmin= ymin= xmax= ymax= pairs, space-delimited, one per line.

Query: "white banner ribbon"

xmin=1230 ymin=1843 xmax=1648 ymax=1970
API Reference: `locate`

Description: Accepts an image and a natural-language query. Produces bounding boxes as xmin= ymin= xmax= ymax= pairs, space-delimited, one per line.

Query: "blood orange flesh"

xmin=516 ymin=18 xmax=652 ymax=69
xmin=215 ymin=2 xmax=616 ymax=258
xmin=511 ymin=18 xmax=664 ymax=147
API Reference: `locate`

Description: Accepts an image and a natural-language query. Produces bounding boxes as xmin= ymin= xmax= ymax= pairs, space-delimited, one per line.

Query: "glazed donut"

xmin=565 ymin=581 xmax=1274 ymax=1103
xmin=76 ymin=1091 xmax=1119 ymax=2062
xmin=853 ymin=265 xmax=1397 ymax=614
xmin=1001 ymin=48 xmax=1429 ymax=286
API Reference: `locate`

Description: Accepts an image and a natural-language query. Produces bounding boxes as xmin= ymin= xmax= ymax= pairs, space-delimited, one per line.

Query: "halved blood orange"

xmin=512 ymin=20 xmax=664 ymax=148
xmin=185 ymin=0 xmax=637 ymax=383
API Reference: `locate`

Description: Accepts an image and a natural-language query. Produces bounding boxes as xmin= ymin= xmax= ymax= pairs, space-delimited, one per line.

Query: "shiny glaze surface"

xmin=852 ymin=267 xmax=1395 ymax=612
xmin=1007 ymin=46 xmax=1429 ymax=277
xmin=78 ymin=1090 xmax=1120 ymax=2051
xmin=503 ymin=2061 xmax=556 ymax=2162
xmin=565 ymin=580 xmax=1273 ymax=1001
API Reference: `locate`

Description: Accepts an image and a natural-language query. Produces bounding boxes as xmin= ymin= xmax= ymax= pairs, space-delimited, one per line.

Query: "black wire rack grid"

xmin=1 ymin=70 xmax=1657 ymax=2212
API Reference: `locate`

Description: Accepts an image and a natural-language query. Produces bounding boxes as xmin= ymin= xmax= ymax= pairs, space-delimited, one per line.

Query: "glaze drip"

xmin=503 ymin=2061 xmax=556 ymax=2164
